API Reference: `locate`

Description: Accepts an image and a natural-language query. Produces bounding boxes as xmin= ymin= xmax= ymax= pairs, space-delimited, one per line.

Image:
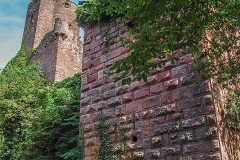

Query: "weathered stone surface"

xmin=107 ymin=96 xmax=122 ymax=107
xmin=162 ymin=145 xmax=181 ymax=156
xmin=181 ymin=116 xmax=205 ymax=129
xmin=143 ymin=96 xmax=161 ymax=109
xmin=155 ymin=122 xmax=180 ymax=135
xmin=81 ymin=97 xmax=91 ymax=106
xmin=180 ymin=73 xmax=198 ymax=85
xmin=103 ymin=89 xmax=115 ymax=99
xmin=195 ymin=126 xmax=218 ymax=140
xmin=145 ymin=149 xmax=161 ymax=159
xmin=155 ymin=104 xmax=176 ymax=116
xmin=150 ymin=82 xmax=164 ymax=94
xmin=176 ymin=96 xmax=202 ymax=110
xmin=189 ymin=81 xmax=211 ymax=97
xmin=130 ymin=81 xmax=140 ymax=90
xmin=169 ymin=130 xmax=194 ymax=144
xmin=126 ymin=100 xmax=142 ymax=114
xmin=171 ymin=64 xmax=188 ymax=77
xmin=133 ymin=151 xmax=144 ymax=160
xmin=116 ymin=85 xmax=129 ymax=95
xmin=152 ymin=136 xmax=162 ymax=147
xmin=142 ymin=110 xmax=154 ymax=119
xmin=172 ymin=86 xmax=188 ymax=101
xmin=123 ymin=93 xmax=133 ymax=103
xmin=183 ymin=141 xmax=212 ymax=154
xmin=164 ymin=78 xmax=179 ymax=90
xmin=134 ymin=87 xmax=149 ymax=99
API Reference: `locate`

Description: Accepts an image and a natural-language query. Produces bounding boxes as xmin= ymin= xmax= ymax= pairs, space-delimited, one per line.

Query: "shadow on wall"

xmin=80 ymin=27 xmax=84 ymax=42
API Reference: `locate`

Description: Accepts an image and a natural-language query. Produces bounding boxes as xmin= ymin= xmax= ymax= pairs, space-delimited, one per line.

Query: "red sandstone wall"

xmin=31 ymin=37 xmax=58 ymax=82
xmin=55 ymin=36 xmax=82 ymax=82
xmin=23 ymin=0 xmax=54 ymax=51
xmin=80 ymin=20 xmax=222 ymax=159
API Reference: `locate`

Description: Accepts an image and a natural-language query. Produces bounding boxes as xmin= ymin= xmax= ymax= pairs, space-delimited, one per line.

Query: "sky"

xmin=0 ymin=0 xmax=81 ymax=68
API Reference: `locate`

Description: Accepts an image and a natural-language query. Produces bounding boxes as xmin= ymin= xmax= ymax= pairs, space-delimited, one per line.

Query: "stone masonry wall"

xmin=80 ymin=20 xmax=223 ymax=159
xmin=23 ymin=0 xmax=82 ymax=83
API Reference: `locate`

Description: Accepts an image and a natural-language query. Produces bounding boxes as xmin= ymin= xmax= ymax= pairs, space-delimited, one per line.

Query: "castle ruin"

xmin=23 ymin=0 xmax=238 ymax=159
xmin=23 ymin=0 xmax=82 ymax=82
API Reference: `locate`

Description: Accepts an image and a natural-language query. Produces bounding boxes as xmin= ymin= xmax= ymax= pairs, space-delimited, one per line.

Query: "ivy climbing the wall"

xmin=98 ymin=109 xmax=127 ymax=160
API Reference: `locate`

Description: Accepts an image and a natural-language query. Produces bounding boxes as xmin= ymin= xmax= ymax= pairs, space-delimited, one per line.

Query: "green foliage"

xmin=23 ymin=73 xmax=82 ymax=160
xmin=76 ymin=0 xmax=240 ymax=87
xmin=0 ymin=44 xmax=83 ymax=159
xmin=0 ymin=44 xmax=48 ymax=160
xmin=98 ymin=117 xmax=115 ymax=160
xmin=227 ymin=89 xmax=240 ymax=122
xmin=98 ymin=109 xmax=127 ymax=160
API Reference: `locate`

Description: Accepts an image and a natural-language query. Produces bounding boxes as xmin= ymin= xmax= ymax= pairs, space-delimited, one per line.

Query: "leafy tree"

xmin=30 ymin=73 xmax=82 ymax=160
xmin=76 ymin=0 xmax=240 ymax=87
xmin=0 ymin=44 xmax=47 ymax=159
xmin=0 ymin=44 xmax=83 ymax=159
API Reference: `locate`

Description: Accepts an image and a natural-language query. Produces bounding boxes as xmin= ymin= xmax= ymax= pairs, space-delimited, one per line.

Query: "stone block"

xmin=169 ymin=130 xmax=194 ymax=144
xmin=98 ymin=100 xmax=108 ymax=110
xmin=189 ymin=81 xmax=211 ymax=97
xmin=181 ymin=116 xmax=205 ymax=129
xmin=91 ymin=80 xmax=104 ymax=88
xmin=150 ymin=117 xmax=165 ymax=127
xmin=145 ymin=149 xmax=161 ymax=159
xmin=154 ymin=122 xmax=180 ymax=135
xmin=85 ymin=104 xmax=98 ymax=114
xmin=81 ymin=84 xmax=90 ymax=92
xmin=142 ymin=109 xmax=154 ymax=119
xmin=166 ymin=113 xmax=183 ymax=122
xmin=87 ymin=73 xmax=98 ymax=83
xmin=87 ymin=88 xmax=101 ymax=96
xmin=92 ymin=94 xmax=101 ymax=102
xmin=155 ymin=103 xmax=176 ymax=116
xmin=152 ymin=136 xmax=162 ymax=147
xmin=171 ymin=64 xmax=188 ymax=77
xmin=161 ymin=91 xmax=173 ymax=105
xmin=161 ymin=145 xmax=181 ymax=156
xmin=126 ymin=100 xmax=142 ymax=114
xmin=176 ymin=96 xmax=202 ymax=111
xmin=116 ymin=85 xmax=129 ymax=95
xmin=183 ymin=141 xmax=212 ymax=155
xmin=81 ymin=97 xmax=91 ymax=106
xmin=107 ymin=96 xmax=122 ymax=107
xmin=133 ymin=151 xmax=144 ymax=160
xmin=172 ymin=86 xmax=189 ymax=101
xmin=150 ymin=82 xmax=164 ymax=94
xmin=195 ymin=126 xmax=218 ymax=140
xmin=164 ymin=78 xmax=179 ymax=90
xmin=160 ymin=70 xmax=171 ymax=81
xmin=180 ymin=73 xmax=198 ymax=85
xmin=143 ymin=96 xmax=161 ymax=109
xmin=134 ymin=87 xmax=149 ymax=99
xmin=130 ymin=81 xmax=140 ymax=90
xmin=103 ymin=89 xmax=115 ymax=99
xmin=123 ymin=93 xmax=133 ymax=103
xmin=183 ymin=105 xmax=215 ymax=118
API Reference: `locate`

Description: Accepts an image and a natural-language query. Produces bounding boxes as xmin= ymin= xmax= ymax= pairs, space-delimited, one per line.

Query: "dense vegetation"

xmin=76 ymin=0 xmax=240 ymax=87
xmin=0 ymin=44 xmax=82 ymax=160
xmin=76 ymin=0 xmax=240 ymax=123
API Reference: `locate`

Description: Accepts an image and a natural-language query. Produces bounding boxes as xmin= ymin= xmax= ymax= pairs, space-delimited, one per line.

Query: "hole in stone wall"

xmin=132 ymin=136 xmax=137 ymax=142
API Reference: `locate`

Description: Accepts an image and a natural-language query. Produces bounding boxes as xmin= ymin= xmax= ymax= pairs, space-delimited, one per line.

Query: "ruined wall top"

xmin=23 ymin=0 xmax=79 ymax=51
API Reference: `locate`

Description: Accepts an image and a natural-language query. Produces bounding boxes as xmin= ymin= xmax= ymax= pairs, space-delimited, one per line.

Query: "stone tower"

xmin=23 ymin=0 xmax=82 ymax=83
